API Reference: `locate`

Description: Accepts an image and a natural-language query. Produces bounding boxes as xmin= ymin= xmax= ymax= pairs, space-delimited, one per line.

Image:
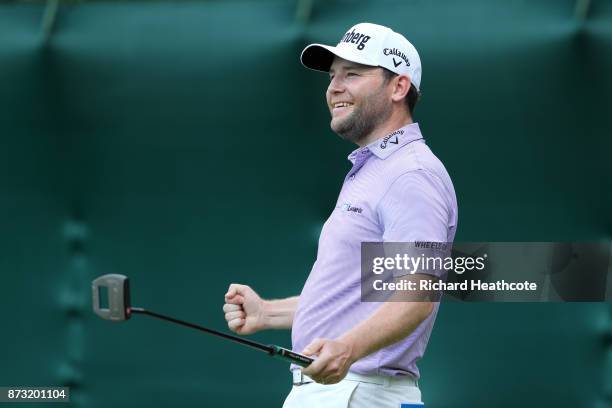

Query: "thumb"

xmin=302 ymin=338 xmax=326 ymax=357
xmin=225 ymin=284 xmax=245 ymax=300
xmin=225 ymin=295 xmax=244 ymax=305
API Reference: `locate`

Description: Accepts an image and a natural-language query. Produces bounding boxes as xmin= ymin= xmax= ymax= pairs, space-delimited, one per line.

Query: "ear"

xmin=391 ymin=74 xmax=411 ymax=104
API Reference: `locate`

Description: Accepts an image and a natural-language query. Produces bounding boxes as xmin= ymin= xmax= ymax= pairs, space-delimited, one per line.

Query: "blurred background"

xmin=1 ymin=0 xmax=611 ymax=406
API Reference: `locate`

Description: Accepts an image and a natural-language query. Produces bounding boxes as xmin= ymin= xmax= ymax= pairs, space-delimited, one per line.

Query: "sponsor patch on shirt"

xmin=336 ymin=202 xmax=363 ymax=214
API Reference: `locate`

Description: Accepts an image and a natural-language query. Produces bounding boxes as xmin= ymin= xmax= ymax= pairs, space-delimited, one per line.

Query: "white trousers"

xmin=282 ymin=372 xmax=423 ymax=408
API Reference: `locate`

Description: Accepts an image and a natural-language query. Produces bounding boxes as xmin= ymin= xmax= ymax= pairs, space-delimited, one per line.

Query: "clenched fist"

xmin=223 ymin=283 xmax=265 ymax=335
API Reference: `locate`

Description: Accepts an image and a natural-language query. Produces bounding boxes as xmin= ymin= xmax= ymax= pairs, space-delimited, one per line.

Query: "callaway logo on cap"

xmin=300 ymin=22 xmax=422 ymax=91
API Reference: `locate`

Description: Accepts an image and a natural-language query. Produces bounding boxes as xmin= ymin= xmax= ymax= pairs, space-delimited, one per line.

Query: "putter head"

xmin=92 ymin=274 xmax=131 ymax=321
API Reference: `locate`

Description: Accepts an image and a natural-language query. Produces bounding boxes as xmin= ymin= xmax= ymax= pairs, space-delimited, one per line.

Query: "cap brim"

xmin=300 ymin=43 xmax=378 ymax=72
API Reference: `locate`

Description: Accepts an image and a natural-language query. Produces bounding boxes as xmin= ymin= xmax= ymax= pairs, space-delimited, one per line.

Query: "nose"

xmin=327 ymin=75 xmax=344 ymax=94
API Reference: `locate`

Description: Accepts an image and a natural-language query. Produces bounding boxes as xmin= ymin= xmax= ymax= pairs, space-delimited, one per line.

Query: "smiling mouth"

xmin=332 ymin=102 xmax=354 ymax=114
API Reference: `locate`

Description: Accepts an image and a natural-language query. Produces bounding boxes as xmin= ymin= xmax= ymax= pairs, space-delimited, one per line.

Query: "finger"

xmin=225 ymin=283 xmax=246 ymax=299
xmin=302 ymin=338 xmax=326 ymax=357
xmin=223 ymin=303 xmax=243 ymax=313
xmin=227 ymin=318 xmax=245 ymax=330
xmin=301 ymin=354 xmax=328 ymax=377
xmin=302 ymin=357 xmax=326 ymax=377
xmin=225 ymin=287 xmax=236 ymax=298
xmin=224 ymin=310 xmax=245 ymax=321
xmin=224 ymin=295 xmax=245 ymax=305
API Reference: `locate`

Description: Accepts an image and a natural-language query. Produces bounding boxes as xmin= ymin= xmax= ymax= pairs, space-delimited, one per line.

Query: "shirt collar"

xmin=347 ymin=123 xmax=424 ymax=164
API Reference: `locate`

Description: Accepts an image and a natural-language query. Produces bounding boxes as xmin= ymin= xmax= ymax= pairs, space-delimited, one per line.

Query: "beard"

xmin=330 ymin=86 xmax=392 ymax=144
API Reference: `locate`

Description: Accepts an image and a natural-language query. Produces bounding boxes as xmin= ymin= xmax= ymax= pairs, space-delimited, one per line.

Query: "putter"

xmin=92 ymin=274 xmax=312 ymax=367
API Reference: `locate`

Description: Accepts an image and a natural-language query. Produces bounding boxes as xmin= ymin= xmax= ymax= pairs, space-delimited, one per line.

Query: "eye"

xmin=347 ymin=72 xmax=358 ymax=77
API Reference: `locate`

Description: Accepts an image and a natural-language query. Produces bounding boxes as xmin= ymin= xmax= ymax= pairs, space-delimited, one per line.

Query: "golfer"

xmin=223 ymin=22 xmax=458 ymax=407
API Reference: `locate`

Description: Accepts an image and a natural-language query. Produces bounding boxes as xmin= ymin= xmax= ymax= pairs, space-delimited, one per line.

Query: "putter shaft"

xmin=130 ymin=307 xmax=274 ymax=354
xmin=92 ymin=274 xmax=312 ymax=367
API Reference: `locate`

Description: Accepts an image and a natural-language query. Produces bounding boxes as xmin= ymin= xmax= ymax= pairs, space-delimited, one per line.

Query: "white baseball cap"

xmin=300 ymin=22 xmax=422 ymax=91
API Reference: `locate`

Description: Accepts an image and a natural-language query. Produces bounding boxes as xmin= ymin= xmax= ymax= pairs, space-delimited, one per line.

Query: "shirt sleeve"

xmin=378 ymin=169 xmax=450 ymax=243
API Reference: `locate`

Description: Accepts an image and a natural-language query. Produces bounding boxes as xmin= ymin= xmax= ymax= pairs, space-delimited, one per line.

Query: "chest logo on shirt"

xmin=336 ymin=202 xmax=363 ymax=214
xmin=379 ymin=129 xmax=403 ymax=149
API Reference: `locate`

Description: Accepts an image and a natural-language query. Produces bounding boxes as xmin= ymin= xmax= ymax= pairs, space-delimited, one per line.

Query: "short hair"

xmin=381 ymin=68 xmax=420 ymax=116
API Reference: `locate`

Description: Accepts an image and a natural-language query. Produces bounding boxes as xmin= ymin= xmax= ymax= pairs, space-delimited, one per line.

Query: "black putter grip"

xmin=270 ymin=345 xmax=313 ymax=367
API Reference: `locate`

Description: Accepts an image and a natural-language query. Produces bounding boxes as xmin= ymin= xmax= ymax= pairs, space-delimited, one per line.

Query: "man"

xmin=223 ymin=22 xmax=457 ymax=407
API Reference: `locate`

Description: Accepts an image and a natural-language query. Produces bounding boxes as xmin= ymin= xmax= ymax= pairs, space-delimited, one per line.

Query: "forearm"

xmin=261 ymin=296 xmax=300 ymax=330
xmin=339 ymin=300 xmax=434 ymax=363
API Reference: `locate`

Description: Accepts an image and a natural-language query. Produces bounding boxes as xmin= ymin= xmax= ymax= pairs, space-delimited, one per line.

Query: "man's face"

xmin=326 ymin=57 xmax=393 ymax=144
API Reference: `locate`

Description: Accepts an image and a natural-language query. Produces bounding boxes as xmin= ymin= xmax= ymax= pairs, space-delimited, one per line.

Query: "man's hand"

xmin=301 ymin=338 xmax=355 ymax=385
xmin=223 ymin=283 xmax=265 ymax=335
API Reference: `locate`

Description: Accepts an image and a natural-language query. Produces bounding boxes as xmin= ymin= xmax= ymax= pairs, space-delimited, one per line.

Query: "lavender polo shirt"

xmin=292 ymin=123 xmax=458 ymax=378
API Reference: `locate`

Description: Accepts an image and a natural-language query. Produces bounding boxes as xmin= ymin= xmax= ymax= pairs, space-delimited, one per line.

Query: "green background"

xmin=1 ymin=0 xmax=611 ymax=406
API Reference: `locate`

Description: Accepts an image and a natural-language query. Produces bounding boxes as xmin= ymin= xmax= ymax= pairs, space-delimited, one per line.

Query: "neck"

xmin=356 ymin=111 xmax=413 ymax=147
